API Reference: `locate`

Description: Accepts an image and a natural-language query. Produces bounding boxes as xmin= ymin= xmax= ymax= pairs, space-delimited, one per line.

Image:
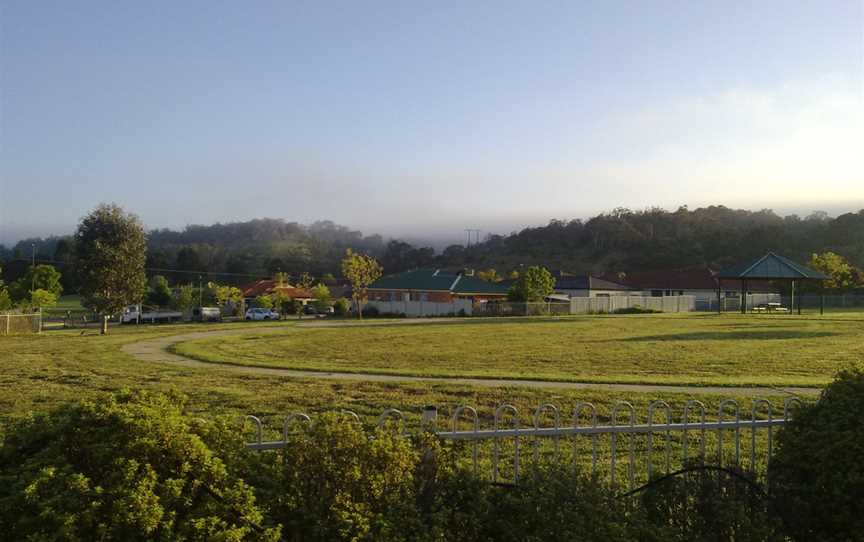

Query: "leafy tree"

xmin=286 ymin=298 xmax=303 ymax=319
xmin=175 ymin=246 xmax=203 ymax=272
xmin=296 ymin=272 xmax=314 ymax=291
xmin=341 ymin=249 xmax=383 ymax=320
xmin=74 ymin=204 xmax=147 ymax=334
xmin=321 ymin=273 xmax=337 ymax=285
xmin=269 ymin=290 xmax=291 ymax=318
xmin=252 ymin=295 xmax=274 ymax=310
xmin=507 ymin=266 xmax=554 ymax=302
xmin=172 ymin=284 xmax=196 ymax=312
xmin=10 ymin=264 xmax=63 ymax=303
xmin=145 ymin=275 xmax=173 ymax=307
xmin=0 ymin=390 xmax=279 ymax=540
xmin=477 ymin=268 xmax=501 ymax=282
xmin=0 ymin=288 xmax=11 ymax=311
xmin=311 ymin=283 xmax=331 ymax=311
xmin=809 ymin=251 xmax=858 ymax=292
xmin=27 ymin=289 xmax=58 ymax=310
xmin=0 ymin=266 xmax=11 ymax=311
xmin=274 ymin=271 xmax=289 ymax=287
xmin=214 ymin=284 xmax=244 ymax=315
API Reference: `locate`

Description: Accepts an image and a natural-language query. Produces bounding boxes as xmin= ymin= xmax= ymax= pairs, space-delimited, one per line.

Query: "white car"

xmin=245 ymin=308 xmax=280 ymax=321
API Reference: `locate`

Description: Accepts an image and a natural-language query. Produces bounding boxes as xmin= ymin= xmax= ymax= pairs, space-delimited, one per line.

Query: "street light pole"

xmin=30 ymin=243 xmax=36 ymax=303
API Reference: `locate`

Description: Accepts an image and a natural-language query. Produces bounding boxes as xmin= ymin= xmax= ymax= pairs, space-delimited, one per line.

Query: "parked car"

xmin=245 ymin=308 xmax=279 ymax=321
xmin=120 ymin=305 xmax=183 ymax=324
xmin=191 ymin=306 xmax=222 ymax=322
xmin=303 ymin=305 xmax=334 ymax=317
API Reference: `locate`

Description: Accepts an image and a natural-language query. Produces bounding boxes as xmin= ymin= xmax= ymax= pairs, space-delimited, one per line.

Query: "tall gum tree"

xmin=74 ymin=204 xmax=147 ymax=334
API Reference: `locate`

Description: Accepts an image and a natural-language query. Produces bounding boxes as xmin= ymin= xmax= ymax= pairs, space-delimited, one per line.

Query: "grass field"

xmin=4 ymin=315 xmax=844 ymax=483
xmin=172 ymin=313 xmax=864 ymax=387
xmin=0 ymin=316 xmax=833 ymax=431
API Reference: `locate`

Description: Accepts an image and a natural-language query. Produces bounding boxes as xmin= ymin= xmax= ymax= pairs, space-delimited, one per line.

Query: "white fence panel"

xmin=366 ymin=299 xmax=474 ymax=317
xmin=570 ymin=295 xmax=695 ymax=314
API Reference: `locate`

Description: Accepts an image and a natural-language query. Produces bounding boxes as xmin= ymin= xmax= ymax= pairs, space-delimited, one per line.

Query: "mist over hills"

xmin=2 ymin=205 xmax=863 ymax=286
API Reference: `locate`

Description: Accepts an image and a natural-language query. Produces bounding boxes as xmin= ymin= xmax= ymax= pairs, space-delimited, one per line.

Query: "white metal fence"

xmin=0 ymin=312 xmax=42 ymax=335
xmin=244 ymin=397 xmax=801 ymax=489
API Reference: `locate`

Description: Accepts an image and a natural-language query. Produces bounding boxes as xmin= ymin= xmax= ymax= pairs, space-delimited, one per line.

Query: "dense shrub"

xmin=333 ymin=297 xmax=351 ymax=316
xmin=769 ymin=368 xmax=864 ymax=541
xmin=260 ymin=416 xmax=424 ymax=541
xmin=613 ymin=305 xmax=660 ymax=314
xmin=0 ymin=390 xmax=279 ymax=541
xmin=362 ymin=304 xmax=380 ymax=317
xmin=637 ymin=465 xmax=784 ymax=541
xmin=6 ymin=382 xmax=862 ymax=541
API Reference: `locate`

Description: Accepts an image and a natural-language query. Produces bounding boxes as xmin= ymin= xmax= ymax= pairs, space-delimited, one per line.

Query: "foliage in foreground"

xmin=2 ymin=374 xmax=861 ymax=541
xmin=769 ymin=368 xmax=864 ymax=541
xmin=0 ymin=390 xmax=279 ymax=541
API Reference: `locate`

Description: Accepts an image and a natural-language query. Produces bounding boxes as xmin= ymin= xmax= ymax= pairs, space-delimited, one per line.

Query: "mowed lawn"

xmin=0 ymin=322 xmax=799 ymax=433
xmin=172 ymin=314 xmax=864 ymax=387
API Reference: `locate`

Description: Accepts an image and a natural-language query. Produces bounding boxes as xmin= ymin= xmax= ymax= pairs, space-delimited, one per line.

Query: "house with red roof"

xmin=240 ymin=279 xmax=314 ymax=305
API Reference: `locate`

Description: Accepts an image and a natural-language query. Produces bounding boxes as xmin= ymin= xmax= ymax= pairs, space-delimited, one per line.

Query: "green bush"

xmin=769 ymin=368 xmax=864 ymax=541
xmin=13 ymin=386 xmax=861 ymax=541
xmin=613 ymin=305 xmax=660 ymax=314
xmin=637 ymin=465 xmax=784 ymax=541
xmin=333 ymin=297 xmax=351 ymax=316
xmin=0 ymin=390 xmax=279 ymax=541
xmin=362 ymin=305 xmax=380 ymax=317
xmin=259 ymin=416 xmax=423 ymax=541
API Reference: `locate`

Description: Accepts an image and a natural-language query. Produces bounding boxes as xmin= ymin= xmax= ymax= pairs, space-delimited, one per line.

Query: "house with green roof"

xmin=368 ymin=269 xmax=509 ymax=305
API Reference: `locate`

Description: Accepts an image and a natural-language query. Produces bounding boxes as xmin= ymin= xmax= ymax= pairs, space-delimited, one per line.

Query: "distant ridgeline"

xmin=2 ymin=207 xmax=863 ymax=285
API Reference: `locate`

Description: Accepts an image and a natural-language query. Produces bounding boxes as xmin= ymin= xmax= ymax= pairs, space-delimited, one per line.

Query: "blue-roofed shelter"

xmin=716 ymin=252 xmax=828 ymax=314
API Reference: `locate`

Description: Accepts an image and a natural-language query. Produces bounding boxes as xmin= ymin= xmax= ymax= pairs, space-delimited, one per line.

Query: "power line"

xmin=5 ymin=257 xmax=267 ymax=280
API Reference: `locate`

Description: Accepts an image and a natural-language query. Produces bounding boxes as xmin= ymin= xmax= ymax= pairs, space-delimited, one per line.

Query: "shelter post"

xmin=820 ymin=284 xmax=824 ymax=316
xmin=716 ymin=283 xmax=721 ymax=315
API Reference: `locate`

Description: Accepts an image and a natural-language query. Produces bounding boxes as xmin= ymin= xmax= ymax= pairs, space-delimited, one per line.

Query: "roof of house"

xmin=716 ymin=252 xmax=828 ymax=280
xmin=240 ymin=279 xmax=313 ymax=299
xmin=553 ymin=273 xmax=637 ymax=291
xmin=369 ymin=269 xmax=509 ymax=295
xmin=597 ymin=266 xmax=777 ymax=292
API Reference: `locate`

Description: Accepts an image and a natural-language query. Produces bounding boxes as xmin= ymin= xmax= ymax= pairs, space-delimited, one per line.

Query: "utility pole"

xmin=30 ymin=243 xmax=36 ymax=303
xmin=198 ymin=275 xmax=203 ymax=308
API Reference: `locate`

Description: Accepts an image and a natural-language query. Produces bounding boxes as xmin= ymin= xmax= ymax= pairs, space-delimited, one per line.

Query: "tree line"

xmin=3 ymin=205 xmax=863 ymax=297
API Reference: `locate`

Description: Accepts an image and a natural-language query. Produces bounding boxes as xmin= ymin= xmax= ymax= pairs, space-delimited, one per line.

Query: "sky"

xmin=1 ymin=0 xmax=862 ymax=246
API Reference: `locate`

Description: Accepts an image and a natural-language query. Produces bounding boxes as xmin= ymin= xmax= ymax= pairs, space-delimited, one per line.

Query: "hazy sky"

xmin=1 ymin=1 xmax=862 ymax=245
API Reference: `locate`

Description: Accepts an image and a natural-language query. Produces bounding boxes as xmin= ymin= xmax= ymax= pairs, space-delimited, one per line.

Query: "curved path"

xmin=122 ymin=325 xmax=821 ymax=396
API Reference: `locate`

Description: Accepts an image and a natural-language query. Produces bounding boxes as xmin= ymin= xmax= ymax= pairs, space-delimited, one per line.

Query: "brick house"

xmin=368 ymin=269 xmax=509 ymax=304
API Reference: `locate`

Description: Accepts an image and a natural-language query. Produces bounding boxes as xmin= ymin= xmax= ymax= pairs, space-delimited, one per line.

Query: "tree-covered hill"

xmin=441 ymin=206 xmax=864 ymax=275
xmin=2 ymin=207 xmax=862 ymax=286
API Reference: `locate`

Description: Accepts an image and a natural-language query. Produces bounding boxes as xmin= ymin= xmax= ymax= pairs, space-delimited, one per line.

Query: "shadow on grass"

xmin=612 ymin=330 xmax=839 ymax=342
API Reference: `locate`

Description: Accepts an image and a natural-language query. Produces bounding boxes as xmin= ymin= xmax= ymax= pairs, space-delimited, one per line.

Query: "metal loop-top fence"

xmin=243 ymin=396 xmax=802 ymax=487
xmin=493 ymin=404 xmax=520 ymax=483
xmin=572 ymin=402 xmax=598 ymax=474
